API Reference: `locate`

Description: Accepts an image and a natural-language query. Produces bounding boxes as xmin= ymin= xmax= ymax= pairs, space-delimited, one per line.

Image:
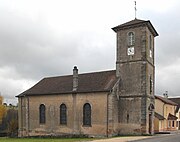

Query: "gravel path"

xmin=90 ymin=136 xmax=149 ymax=142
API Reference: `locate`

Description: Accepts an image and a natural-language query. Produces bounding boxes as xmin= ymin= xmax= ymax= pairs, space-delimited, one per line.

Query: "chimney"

xmin=73 ymin=66 xmax=78 ymax=91
xmin=163 ymin=91 xmax=168 ymax=98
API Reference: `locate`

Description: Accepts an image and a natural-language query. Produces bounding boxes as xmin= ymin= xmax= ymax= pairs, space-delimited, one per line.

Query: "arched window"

xmin=83 ymin=103 xmax=91 ymax=126
xmin=128 ymin=32 xmax=135 ymax=46
xmin=60 ymin=104 xmax=67 ymax=124
xmin=39 ymin=104 xmax=46 ymax=124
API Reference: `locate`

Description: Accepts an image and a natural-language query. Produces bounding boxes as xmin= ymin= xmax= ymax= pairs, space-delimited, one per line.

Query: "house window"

xmin=60 ymin=104 xmax=67 ymax=125
xmin=160 ymin=121 xmax=163 ymax=128
xmin=176 ymin=121 xmax=178 ymax=127
xmin=172 ymin=121 xmax=175 ymax=127
xmin=128 ymin=32 xmax=135 ymax=46
xmin=39 ymin=104 xmax=46 ymax=124
xmin=168 ymin=121 xmax=171 ymax=128
xmin=83 ymin=103 xmax=91 ymax=126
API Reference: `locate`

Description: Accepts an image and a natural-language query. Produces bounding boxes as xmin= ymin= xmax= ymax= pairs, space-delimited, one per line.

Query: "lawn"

xmin=0 ymin=137 xmax=95 ymax=142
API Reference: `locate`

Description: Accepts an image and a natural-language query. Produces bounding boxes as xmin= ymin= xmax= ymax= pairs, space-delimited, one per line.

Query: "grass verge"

xmin=0 ymin=137 xmax=95 ymax=142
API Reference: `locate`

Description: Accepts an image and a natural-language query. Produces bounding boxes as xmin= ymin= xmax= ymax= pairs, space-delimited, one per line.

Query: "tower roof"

xmin=112 ymin=19 xmax=158 ymax=37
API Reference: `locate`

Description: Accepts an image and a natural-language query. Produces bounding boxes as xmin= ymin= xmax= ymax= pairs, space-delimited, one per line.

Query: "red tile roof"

xmin=17 ymin=70 xmax=117 ymax=97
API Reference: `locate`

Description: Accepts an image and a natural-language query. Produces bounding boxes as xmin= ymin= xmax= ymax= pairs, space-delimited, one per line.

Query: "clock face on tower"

xmin=127 ymin=47 xmax=134 ymax=55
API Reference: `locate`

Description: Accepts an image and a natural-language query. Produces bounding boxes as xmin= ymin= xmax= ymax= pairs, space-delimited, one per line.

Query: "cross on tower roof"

xmin=134 ymin=1 xmax=137 ymax=19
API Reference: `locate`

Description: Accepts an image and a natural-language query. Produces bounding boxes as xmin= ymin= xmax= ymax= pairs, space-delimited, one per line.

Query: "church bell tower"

xmin=112 ymin=19 xmax=158 ymax=134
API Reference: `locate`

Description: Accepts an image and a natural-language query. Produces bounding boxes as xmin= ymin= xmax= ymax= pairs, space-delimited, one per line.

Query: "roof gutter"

xmin=17 ymin=90 xmax=112 ymax=97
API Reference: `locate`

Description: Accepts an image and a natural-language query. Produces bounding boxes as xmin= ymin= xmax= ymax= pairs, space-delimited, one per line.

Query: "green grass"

xmin=0 ymin=137 xmax=95 ymax=142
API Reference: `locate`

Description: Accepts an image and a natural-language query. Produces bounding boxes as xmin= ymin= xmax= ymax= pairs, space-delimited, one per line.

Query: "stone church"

xmin=17 ymin=18 xmax=158 ymax=137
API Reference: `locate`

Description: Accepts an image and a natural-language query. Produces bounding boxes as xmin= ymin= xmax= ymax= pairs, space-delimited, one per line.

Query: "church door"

xmin=148 ymin=104 xmax=154 ymax=134
xmin=149 ymin=113 xmax=152 ymax=134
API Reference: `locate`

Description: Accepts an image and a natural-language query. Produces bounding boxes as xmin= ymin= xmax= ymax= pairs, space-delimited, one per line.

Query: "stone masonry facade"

xmin=17 ymin=19 xmax=158 ymax=137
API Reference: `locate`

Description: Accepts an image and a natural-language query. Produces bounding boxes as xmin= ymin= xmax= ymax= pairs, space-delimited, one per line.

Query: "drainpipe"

xmin=20 ymin=96 xmax=23 ymax=137
xmin=106 ymin=93 xmax=109 ymax=138
xmin=163 ymin=103 xmax=165 ymax=117
xmin=106 ymin=89 xmax=113 ymax=137
xmin=106 ymin=93 xmax=109 ymax=137
xmin=25 ymin=96 xmax=29 ymax=136
xmin=163 ymin=103 xmax=165 ymax=130
xmin=28 ymin=97 xmax=29 ymax=136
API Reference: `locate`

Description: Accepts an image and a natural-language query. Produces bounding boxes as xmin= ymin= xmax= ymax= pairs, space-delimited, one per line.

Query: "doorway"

xmin=148 ymin=104 xmax=154 ymax=134
xmin=149 ymin=113 xmax=152 ymax=134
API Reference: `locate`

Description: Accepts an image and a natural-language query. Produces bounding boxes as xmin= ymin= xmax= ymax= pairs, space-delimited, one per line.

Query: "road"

xmin=133 ymin=133 xmax=180 ymax=142
xmin=91 ymin=132 xmax=180 ymax=142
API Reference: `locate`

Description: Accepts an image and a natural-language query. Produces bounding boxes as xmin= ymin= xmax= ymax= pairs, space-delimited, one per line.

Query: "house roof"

xmin=168 ymin=113 xmax=178 ymax=120
xmin=112 ymin=18 xmax=158 ymax=37
xmin=169 ymin=97 xmax=180 ymax=106
xmin=155 ymin=95 xmax=178 ymax=106
xmin=154 ymin=112 xmax=165 ymax=120
xmin=17 ymin=70 xmax=117 ymax=97
xmin=169 ymin=97 xmax=180 ymax=113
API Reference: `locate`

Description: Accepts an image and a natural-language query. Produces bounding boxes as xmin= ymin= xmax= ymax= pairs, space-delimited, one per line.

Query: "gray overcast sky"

xmin=0 ymin=0 xmax=180 ymax=104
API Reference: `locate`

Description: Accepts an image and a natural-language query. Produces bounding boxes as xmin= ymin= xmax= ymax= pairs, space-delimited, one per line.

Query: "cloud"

xmin=0 ymin=2 xmax=115 ymax=104
xmin=1 ymin=0 xmax=180 ymax=104
xmin=0 ymin=66 xmax=35 ymax=101
xmin=0 ymin=7 xmax=80 ymax=78
xmin=156 ymin=59 xmax=180 ymax=96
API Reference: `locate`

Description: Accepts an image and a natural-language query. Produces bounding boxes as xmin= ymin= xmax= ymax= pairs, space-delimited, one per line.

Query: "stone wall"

xmin=115 ymin=24 xmax=155 ymax=135
xmin=18 ymin=92 xmax=109 ymax=137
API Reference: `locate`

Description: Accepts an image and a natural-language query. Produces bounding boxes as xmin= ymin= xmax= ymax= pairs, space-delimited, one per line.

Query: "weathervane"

xmin=134 ymin=1 xmax=137 ymax=19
